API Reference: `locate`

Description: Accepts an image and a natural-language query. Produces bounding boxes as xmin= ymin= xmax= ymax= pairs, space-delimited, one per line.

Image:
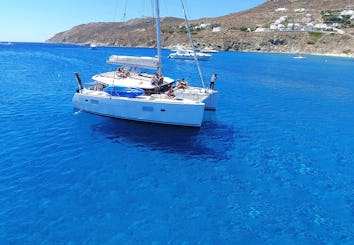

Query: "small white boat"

xmin=0 ymin=42 xmax=13 ymax=46
xmin=90 ymin=43 xmax=97 ymax=50
xmin=200 ymin=47 xmax=219 ymax=53
xmin=168 ymin=48 xmax=211 ymax=61
xmin=293 ymin=55 xmax=305 ymax=59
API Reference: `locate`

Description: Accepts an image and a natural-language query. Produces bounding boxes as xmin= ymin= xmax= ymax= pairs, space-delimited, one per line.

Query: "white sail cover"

xmin=107 ymin=55 xmax=159 ymax=70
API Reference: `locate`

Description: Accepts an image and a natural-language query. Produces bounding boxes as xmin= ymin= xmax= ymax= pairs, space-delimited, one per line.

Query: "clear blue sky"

xmin=0 ymin=0 xmax=266 ymax=42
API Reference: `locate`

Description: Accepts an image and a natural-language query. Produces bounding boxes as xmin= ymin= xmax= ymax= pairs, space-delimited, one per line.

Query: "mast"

xmin=155 ymin=0 xmax=162 ymax=75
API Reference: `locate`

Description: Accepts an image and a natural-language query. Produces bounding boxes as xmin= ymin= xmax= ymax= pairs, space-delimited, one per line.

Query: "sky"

xmin=0 ymin=0 xmax=266 ymax=42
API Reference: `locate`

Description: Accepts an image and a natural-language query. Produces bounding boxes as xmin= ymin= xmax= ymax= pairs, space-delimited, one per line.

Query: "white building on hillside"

xmin=212 ymin=27 xmax=221 ymax=32
xmin=294 ymin=8 xmax=305 ymax=13
xmin=276 ymin=8 xmax=288 ymax=12
xmin=195 ymin=23 xmax=211 ymax=29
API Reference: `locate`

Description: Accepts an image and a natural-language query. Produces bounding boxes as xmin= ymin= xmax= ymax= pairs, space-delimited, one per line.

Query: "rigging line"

xmin=179 ymin=0 xmax=206 ymax=89
xmin=122 ymin=0 xmax=128 ymax=22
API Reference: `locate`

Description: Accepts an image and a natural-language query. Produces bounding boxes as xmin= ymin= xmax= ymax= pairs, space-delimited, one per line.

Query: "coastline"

xmin=309 ymin=52 xmax=354 ymax=59
xmin=173 ymin=45 xmax=354 ymax=59
xmin=258 ymin=50 xmax=354 ymax=59
xmin=41 ymin=41 xmax=354 ymax=59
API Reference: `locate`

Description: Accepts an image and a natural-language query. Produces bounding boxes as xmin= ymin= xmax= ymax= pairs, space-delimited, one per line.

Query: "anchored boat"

xmin=72 ymin=0 xmax=207 ymax=127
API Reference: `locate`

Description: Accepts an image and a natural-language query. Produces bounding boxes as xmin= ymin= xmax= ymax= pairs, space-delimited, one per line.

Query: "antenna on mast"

xmin=154 ymin=0 xmax=162 ymax=75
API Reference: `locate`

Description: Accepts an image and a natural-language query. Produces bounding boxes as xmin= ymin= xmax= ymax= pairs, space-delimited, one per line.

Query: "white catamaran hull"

xmin=73 ymin=89 xmax=205 ymax=127
xmin=174 ymin=87 xmax=219 ymax=110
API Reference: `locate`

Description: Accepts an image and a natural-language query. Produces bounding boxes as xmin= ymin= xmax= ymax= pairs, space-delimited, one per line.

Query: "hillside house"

xmin=212 ymin=27 xmax=221 ymax=32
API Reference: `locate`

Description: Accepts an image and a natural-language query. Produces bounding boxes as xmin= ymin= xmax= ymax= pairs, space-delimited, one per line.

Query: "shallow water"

xmin=0 ymin=43 xmax=353 ymax=243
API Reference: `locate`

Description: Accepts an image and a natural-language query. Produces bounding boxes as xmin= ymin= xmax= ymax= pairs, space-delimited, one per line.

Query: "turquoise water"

xmin=0 ymin=43 xmax=353 ymax=244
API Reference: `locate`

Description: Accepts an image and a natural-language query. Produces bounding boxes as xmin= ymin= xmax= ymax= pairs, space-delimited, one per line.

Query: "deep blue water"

xmin=0 ymin=42 xmax=353 ymax=244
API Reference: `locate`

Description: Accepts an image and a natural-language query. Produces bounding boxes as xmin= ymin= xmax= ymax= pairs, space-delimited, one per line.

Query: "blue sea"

xmin=0 ymin=42 xmax=353 ymax=244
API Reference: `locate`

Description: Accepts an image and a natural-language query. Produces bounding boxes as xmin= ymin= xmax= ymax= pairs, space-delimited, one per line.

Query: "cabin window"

xmin=90 ymin=99 xmax=99 ymax=104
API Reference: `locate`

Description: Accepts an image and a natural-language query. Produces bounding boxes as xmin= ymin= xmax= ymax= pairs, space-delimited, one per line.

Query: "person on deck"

xmin=166 ymin=88 xmax=175 ymax=98
xmin=180 ymin=79 xmax=188 ymax=89
xmin=210 ymin=73 xmax=217 ymax=89
xmin=116 ymin=67 xmax=125 ymax=76
xmin=152 ymin=72 xmax=163 ymax=84
xmin=116 ymin=67 xmax=130 ymax=78
xmin=152 ymin=72 xmax=159 ymax=86
xmin=174 ymin=79 xmax=180 ymax=89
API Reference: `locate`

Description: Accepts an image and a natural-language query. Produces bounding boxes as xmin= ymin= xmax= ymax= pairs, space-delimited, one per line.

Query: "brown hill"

xmin=47 ymin=0 xmax=354 ymax=57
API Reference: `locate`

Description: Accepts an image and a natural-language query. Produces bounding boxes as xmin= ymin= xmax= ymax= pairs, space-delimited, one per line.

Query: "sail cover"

xmin=107 ymin=55 xmax=159 ymax=70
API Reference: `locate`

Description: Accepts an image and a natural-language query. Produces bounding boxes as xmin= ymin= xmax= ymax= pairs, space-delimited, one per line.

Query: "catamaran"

xmin=92 ymin=54 xmax=219 ymax=110
xmin=72 ymin=0 xmax=206 ymax=127
xmin=91 ymin=0 xmax=219 ymax=110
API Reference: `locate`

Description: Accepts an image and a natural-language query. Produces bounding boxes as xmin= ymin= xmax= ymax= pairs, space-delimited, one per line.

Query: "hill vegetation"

xmin=47 ymin=0 xmax=354 ymax=57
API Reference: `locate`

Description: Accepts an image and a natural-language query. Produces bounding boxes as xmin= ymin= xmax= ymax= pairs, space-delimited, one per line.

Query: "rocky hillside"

xmin=47 ymin=0 xmax=354 ymax=57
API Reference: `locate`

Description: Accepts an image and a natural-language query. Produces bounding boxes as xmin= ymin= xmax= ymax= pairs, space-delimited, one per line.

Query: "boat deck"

xmin=93 ymin=71 xmax=173 ymax=90
xmin=81 ymin=89 xmax=203 ymax=105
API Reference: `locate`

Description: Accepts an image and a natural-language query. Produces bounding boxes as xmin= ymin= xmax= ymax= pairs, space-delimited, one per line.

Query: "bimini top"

xmin=107 ymin=55 xmax=159 ymax=70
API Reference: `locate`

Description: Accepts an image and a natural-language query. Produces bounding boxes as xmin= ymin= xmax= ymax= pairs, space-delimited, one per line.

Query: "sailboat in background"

xmin=72 ymin=0 xmax=206 ymax=127
xmin=90 ymin=43 xmax=97 ymax=50
xmin=89 ymin=40 xmax=98 ymax=49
